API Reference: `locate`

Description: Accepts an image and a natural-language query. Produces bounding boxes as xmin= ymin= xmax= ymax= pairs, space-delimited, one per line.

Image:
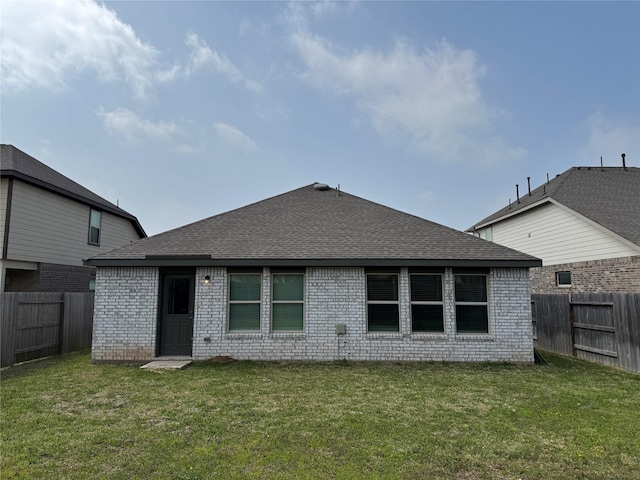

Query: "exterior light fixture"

xmin=204 ymin=275 xmax=211 ymax=284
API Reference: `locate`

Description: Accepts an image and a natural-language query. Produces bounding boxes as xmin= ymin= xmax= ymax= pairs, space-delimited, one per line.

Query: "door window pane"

xmin=168 ymin=278 xmax=190 ymax=314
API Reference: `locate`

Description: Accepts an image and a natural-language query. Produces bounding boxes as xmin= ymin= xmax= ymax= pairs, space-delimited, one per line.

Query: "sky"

xmin=2 ymin=0 xmax=639 ymax=237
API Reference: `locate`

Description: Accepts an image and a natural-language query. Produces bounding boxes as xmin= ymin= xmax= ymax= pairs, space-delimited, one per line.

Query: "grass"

xmin=1 ymin=352 xmax=639 ymax=480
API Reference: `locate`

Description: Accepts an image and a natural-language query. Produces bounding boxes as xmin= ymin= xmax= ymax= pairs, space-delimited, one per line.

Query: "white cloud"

xmin=582 ymin=111 xmax=640 ymax=166
xmin=214 ymin=123 xmax=258 ymax=153
xmin=1 ymin=0 xmax=161 ymax=98
xmin=1 ymin=1 xmax=262 ymax=97
xmin=97 ymin=107 xmax=179 ymax=144
xmin=285 ymin=5 xmax=524 ymax=164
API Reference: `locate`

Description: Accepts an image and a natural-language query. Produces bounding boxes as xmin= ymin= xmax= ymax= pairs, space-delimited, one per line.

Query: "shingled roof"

xmin=468 ymin=166 xmax=640 ymax=247
xmin=1 ymin=144 xmax=146 ymax=238
xmin=85 ymin=184 xmax=540 ymax=268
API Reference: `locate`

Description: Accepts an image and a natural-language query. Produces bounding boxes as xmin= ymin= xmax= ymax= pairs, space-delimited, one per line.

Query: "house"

xmin=1 ymin=145 xmax=146 ymax=292
xmin=86 ymin=183 xmax=540 ymax=363
xmin=467 ymin=165 xmax=640 ymax=294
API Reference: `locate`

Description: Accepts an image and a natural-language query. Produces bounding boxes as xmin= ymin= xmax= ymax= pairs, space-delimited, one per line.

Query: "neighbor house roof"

xmin=468 ymin=166 xmax=640 ymax=247
xmin=85 ymin=184 xmax=540 ymax=268
xmin=1 ymin=144 xmax=146 ymax=238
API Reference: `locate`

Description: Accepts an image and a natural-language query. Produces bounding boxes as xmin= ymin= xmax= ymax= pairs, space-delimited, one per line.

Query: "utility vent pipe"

xmin=516 ymin=184 xmax=520 ymax=204
xmin=622 ymin=153 xmax=626 ymax=169
xmin=527 ymin=177 xmax=531 ymax=196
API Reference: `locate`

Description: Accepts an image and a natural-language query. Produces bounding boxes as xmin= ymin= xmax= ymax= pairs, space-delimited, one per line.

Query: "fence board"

xmin=615 ymin=293 xmax=640 ymax=373
xmin=0 ymin=292 xmax=94 ymax=367
xmin=532 ymin=294 xmax=572 ymax=355
xmin=532 ymin=293 xmax=640 ymax=373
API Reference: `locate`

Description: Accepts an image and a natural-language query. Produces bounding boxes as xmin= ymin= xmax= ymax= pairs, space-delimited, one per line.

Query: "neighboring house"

xmin=468 ymin=165 xmax=640 ymax=294
xmin=0 ymin=144 xmax=146 ymax=292
xmin=86 ymin=183 xmax=540 ymax=363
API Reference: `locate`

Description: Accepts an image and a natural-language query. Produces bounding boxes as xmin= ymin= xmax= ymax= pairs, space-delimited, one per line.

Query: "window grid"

xmin=410 ymin=273 xmax=444 ymax=333
xmin=454 ymin=274 xmax=489 ymax=334
xmin=271 ymin=273 xmax=304 ymax=332
xmin=88 ymin=209 xmax=102 ymax=246
xmin=366 ymin=273 xmax=400 ymax=332
xmin=228 ymin=273 xmax=261 ymax=332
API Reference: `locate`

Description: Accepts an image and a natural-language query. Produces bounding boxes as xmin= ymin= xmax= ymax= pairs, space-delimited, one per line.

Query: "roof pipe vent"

xmin=314 ymin=183 xmax=330 ymax=191
xmin=622 ymin=153 xmax=626 ymax=169
xmin=527 ymin=177 xmax=531 ymax=196
xmin=516 ymin=184 xmax=520 ymax=204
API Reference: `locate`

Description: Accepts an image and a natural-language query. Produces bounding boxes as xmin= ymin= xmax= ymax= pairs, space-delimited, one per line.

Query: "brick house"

xmin=1 ymin=145 xmax=146 ymax=292
xmin=467 ymin=165 xmax=640 ymax=294
xmin=86 ymin=184 xmax=540 ymax=363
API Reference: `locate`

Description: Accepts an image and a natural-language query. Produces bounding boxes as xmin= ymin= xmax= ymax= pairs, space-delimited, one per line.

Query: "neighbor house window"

xmin=88 ymin=209 xmax=102 ymax=245
xmin=367 ymin=273 xmax=399 ymax=332
xmin=455 ymin=274 xmax=489 ymax=333
xmin=89 ymin=276 xmax=96 ymax=291
xmin=556 ymin=271 xmax=572 ymax=287
xmin=410 ymin=274 xmax=444 ymax=332
xmin=484 ymin=227 xmax=493 ymax=242
xmin=272 ymin=273 xmax=304 ymax=331
xmin=229 ymin=273 xmax=261 ymax=331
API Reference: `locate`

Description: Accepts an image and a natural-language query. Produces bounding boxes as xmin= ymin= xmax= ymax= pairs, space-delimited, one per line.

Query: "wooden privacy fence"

xmin=532 ymin=293 xmax=640 ymax=373
xmin=1 ymin=292 xmax=94 ymax=367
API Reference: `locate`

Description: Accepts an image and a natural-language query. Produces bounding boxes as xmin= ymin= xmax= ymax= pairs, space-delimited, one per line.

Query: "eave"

xmin=84 ymin=256 xmax=542 ymax=268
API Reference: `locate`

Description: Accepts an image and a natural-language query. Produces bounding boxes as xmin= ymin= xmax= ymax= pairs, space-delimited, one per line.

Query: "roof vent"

xmin=314 ymin=183 xmax=330 ymax=191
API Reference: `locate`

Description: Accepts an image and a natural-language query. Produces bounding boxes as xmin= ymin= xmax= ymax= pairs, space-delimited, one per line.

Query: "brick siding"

xmin=530 ymin=255 xmax=640 ymax=294
xmin=5 ymin=263 xmax=95 ymax=292
xmin=92 ymin=266 xmax=533 ymax=363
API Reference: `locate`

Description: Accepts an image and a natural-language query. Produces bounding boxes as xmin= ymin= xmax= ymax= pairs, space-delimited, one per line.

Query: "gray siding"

xmin=5 ymin=181 xmax=141 ymax=266
xmin=0 ymin=178 xmax=7 ymax=255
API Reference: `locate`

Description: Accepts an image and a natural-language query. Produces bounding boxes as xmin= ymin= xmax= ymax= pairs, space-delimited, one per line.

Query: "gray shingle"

xmin=87 ymin=184 xmax=540 ymax=267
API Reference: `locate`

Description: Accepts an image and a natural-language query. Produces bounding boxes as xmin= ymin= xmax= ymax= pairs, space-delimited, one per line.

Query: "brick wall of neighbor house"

xmin=530 ymin=255 xmax=640 ymax=294
xmin=91 ymin=267 xmax=159 ymax=361
xmin=92 ymin=266 xmax=533 ymax=363
xmin=5 ymin=263 xmax=95 ymax=292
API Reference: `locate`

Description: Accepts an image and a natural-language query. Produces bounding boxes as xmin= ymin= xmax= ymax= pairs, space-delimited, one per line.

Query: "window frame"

xmin=366 ymin=272 xmax=400 ymax=332
xmin=454 ymin=273 xmax=490 ymax=334
xmin=556 ymin=271 xmax=572 ymax=287
xmin=88 ymin=209 xmax=102 ymax=246
xmin=228 ymin=272 xmax=262 ymax=332
xmin=271 ymin=272 xmax=305 ymax=332
xmin=409 ymin=273 xmax=444 ymax=333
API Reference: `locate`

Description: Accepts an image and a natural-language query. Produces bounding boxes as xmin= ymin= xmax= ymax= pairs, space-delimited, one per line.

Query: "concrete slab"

xmin=141 ymin=360 xmax=192 ymax=370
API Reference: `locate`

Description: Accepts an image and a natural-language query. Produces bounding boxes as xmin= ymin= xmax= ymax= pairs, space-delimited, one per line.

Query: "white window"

xmin=88 ymin=209 xmax=102 ymax=245
xmin=454 ymin=274 xmax=489 ymax=333
xmin=556 ymin=271 xmax=572 ymax=287
xmin=410 ymin=274 xmax=444 ymax=332
xmin=366 ymin=273 xmax=399 ymax=332
xmin=272 ymin=273 xmax=304 ymax=331
xmin=228 ymin=273 xmax=261 ymax=331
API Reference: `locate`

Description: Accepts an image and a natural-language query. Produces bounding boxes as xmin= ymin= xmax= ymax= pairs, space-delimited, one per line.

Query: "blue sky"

xmin=2 ymin=1 xmax=639 ymax=236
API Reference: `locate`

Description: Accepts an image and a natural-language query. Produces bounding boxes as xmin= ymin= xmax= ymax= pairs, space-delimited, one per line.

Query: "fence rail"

xmin=1 ymin=292 xmax=94 ymax=367
xmin=532 ymin=293 xmax=640 ymax=373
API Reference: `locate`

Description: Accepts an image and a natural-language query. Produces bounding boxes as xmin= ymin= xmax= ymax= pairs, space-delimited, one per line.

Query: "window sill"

xmin=269 ymin=332 xmax=305 ymax=339
xmin=225 ymin=332 xmax=262 ymax=339
xmin=367 ymin=332 xmax=403 ymax=340
xmin=454 ymin=334 xmax=494 ymax=341
xmin=411 ymin=333 xmax=448 ymax=341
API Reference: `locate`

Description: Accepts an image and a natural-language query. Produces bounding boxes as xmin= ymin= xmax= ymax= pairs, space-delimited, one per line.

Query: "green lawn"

xmin=1 ymin=352 xmax=639 ymax=480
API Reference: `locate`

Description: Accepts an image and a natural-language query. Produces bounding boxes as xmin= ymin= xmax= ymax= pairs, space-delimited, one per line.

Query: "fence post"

xmin=569 ymin=294 xmax=577 ymax=357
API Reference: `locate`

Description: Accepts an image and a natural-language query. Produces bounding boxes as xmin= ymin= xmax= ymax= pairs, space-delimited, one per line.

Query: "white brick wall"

xmin=92 ymin=267 xmax=159 ymax=361
xmin=92 ymin=266 xmax=534 ymax=363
